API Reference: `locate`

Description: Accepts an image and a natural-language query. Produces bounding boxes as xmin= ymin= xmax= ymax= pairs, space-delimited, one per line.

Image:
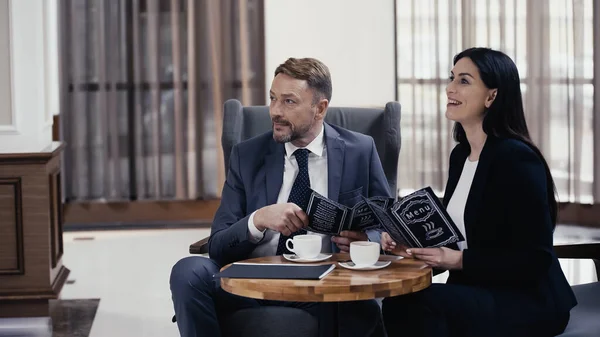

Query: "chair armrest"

xmin=189 ymin=237 xmax=209 ymax=255
xmin=554 ymin=243 xmax=600 ymax=280
xmin=554 ymin=243 xmax=600 ymax=260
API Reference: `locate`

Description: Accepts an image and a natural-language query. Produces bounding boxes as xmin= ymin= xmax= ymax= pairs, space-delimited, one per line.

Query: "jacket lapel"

xmin=324 ymin=123 xmax=345 ymax=202
xmin=264 ymin=139 xmax=285 ymax=205
xmin=443 ymin=143 xmax=468 ymax=208
xmin=463 ymin=136 xmax=497 ymax=237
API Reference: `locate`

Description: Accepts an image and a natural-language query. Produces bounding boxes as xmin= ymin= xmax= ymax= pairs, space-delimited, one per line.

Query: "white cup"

xmin=350 ymin=241 xmax=380 ymax=267
xmin=286 ymin=234 xmax=322 ymax=259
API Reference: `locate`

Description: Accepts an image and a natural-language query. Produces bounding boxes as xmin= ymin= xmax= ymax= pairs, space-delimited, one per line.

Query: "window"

xmin=395 ymin=0 xmax=595 ymax=203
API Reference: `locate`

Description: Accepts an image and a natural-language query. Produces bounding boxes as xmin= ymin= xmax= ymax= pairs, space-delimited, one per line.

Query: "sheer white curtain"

xmin=60 ymin=0 xmax=265 ymax=201
xmin=396 ymin=0 xmax=596 ymax=203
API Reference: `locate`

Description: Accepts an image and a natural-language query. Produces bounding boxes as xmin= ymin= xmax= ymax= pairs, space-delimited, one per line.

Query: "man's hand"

xmin=253 ymin=203 xmax=309 ymax=236
xmin=380 ymin=232 xmax=411 ymax=258
xmin=406 ymin=247 xmax=463 ymax=270
xmin=331 ymin=230 xmax=368 ymax=253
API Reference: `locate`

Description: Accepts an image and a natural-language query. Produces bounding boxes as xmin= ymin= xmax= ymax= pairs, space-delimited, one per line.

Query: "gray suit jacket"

xmin=208 ymin=123 xmax=392 ymax=267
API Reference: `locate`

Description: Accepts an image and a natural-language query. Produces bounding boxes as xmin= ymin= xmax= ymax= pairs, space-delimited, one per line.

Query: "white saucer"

xmin=338 ymin=261 xmax=392 ymax=270
xmin=283 ymin=253 xmax=333 ymax=263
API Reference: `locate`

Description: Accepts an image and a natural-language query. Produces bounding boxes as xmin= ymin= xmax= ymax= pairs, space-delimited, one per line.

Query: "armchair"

xmin=190 ymin=98 xmax=402 ymax=255
xmin=186 ymin=99 xmax=401 ymax=337
xmin=555 ymin=242 xmax=600 ymax=337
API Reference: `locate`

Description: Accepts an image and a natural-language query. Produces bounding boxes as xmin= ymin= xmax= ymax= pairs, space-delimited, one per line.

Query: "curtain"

xmin=395 ymin=0 xmax=596 ymax=203
xmin=59 ymin=0 xmax=265 ymax=201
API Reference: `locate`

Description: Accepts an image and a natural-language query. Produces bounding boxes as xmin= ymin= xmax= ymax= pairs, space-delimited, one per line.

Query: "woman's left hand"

xmin=406 ymin=247 xmax=463 ymax=270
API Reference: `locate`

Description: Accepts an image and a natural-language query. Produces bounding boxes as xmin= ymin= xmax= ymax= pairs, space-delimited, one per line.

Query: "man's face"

xmin=269 ymin=73 xmax=323 ymax=145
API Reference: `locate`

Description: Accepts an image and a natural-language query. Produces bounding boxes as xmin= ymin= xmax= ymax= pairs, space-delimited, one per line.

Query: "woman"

xmin=381 ymin=48 xmax=576 ymax=337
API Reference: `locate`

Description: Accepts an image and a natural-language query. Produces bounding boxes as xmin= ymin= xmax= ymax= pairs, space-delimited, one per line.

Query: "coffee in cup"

xmin=350 ymin=241 xmax=380 ymax=267
xmin=285 ymin=234 xmax=322 ymax=259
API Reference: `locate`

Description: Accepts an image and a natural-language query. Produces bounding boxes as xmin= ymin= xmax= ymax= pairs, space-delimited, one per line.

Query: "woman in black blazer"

xmin=381 ymin=48 xmax=577 ymax=337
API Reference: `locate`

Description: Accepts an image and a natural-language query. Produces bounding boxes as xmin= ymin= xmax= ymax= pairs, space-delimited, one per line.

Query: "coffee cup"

xmin=350 ymin=241 xmax=380 ymax=267
xmin=286 ymin=234 xmax=322 ymax=259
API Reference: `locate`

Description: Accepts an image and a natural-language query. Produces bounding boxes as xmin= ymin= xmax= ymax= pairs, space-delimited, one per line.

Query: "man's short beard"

xmin=274 ymin=132 xmax=293 ymax=143
xmin=273 ymin=121 xmax=313 ymax=143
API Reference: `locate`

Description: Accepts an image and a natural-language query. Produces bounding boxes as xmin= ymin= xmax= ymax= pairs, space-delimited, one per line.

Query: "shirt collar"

xmin=284 ymin=124 xmax=325 ymax=158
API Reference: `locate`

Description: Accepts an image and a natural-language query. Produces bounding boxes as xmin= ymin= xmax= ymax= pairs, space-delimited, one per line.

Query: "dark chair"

xmin=190 ymin=98 xmax=402 ymax=255
xmin=555 ymin=242 xmax=600 ymax=337
xmin=187 ymin=98 xmax=402 ymax=337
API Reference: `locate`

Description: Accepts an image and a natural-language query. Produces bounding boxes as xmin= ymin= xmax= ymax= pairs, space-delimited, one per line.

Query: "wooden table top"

xmin=220 ymin=253 xmax=432 ymax=302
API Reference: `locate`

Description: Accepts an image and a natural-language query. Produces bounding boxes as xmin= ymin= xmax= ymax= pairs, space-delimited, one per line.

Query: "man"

xmin=170 ymin=57 xmax=392 ymax=337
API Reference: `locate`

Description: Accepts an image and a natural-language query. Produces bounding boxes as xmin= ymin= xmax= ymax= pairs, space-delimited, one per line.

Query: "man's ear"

xmin=485 ymin=89 xmax=497 ymax=108
xmin=315 ymin=98 xmax=329 ymax=120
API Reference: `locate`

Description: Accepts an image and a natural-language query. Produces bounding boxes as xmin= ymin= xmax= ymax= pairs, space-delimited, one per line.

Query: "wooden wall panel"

xmin=48 ymin=169 xmax=63 ymax=268
xmin=0 ymin=178 xmax=24 ymax=275
xmin=0 ymin=163 xmax=52 ymax=290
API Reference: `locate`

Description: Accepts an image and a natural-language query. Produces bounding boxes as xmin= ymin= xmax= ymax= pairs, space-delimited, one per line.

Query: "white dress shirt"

xmin=446 ymin=158 xmax=478 ymax=251
xmin=247 ymin=125 xmax=330 ymax=257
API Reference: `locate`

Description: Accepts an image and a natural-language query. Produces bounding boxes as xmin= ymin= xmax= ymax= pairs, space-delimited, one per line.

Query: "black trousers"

xmin=382 ymin=283 xmax=570 ymax=337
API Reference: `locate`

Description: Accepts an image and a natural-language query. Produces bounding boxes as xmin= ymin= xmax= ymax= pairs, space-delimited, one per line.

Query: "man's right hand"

xmin=253 ymin=203 xmax=309 ymax=236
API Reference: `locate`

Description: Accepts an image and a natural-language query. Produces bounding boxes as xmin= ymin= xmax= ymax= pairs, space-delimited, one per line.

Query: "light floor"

xmin=59 ymin=226 xmax=599 ymax=337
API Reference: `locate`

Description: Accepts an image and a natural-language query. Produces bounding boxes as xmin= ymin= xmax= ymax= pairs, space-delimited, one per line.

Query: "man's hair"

xmin=274 ymin=57 xmax=332 ymax=104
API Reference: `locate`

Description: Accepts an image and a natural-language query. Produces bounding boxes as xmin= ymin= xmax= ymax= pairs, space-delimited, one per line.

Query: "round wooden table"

xmin=220 ymin=253 xmax=432 ymax=302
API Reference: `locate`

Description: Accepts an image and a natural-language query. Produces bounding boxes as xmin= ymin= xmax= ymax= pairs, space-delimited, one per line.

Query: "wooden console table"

xmin=0 ymin=142 xmax=70 ymax=317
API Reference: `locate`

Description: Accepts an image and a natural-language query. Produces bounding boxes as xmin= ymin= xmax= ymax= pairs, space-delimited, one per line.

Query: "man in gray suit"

xmin=170 ymin=57 xmax=391 ymax=337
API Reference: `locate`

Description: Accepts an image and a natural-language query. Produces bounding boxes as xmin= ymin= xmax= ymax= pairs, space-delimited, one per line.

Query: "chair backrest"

xmin=221 ymin=99 xmax=402 ymax=194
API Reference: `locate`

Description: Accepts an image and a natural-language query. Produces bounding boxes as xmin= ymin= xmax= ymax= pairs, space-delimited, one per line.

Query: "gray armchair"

xmin=555 ymin=243 xmax=600 ymax=337
xmin=190 ymin=99 xmax=402 ymax=255
xmin=187 ymin=99 xmax=401 ymax=337
xmin=220 ymin=99 xmax=401 ymax=194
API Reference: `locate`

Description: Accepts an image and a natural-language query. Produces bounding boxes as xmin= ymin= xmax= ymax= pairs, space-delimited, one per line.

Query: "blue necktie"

xmin=276 ymin=149 xmax=310 ymax=255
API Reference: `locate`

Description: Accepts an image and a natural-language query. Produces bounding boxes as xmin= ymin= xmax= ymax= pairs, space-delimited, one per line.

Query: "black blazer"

xmin=444 ymin=136 xmax=576 ymax=314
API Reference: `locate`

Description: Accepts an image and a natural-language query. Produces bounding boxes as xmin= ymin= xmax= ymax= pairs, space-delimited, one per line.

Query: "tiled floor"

xmin=60 ymin=228 xmax=210 ymax=337
xmin=58 ymin=225 xmax=599 ymax=337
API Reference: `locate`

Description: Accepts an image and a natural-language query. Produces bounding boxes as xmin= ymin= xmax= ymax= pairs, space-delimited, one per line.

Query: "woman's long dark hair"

xmin=452 ymin=47 xmax=558 ymax=227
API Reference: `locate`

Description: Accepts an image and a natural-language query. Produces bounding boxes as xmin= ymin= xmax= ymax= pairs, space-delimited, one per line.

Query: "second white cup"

xmin=350 ymin=241 xmax=380 ymax=267
xmin=286 ymin=234 xmax=322 ymax=259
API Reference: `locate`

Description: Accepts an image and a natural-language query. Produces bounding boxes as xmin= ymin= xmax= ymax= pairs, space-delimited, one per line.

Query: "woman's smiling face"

xmin=445 ymin=57 xmax=497 ymax=125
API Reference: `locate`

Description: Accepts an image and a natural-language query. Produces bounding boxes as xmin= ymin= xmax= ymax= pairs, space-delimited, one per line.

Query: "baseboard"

xmin=64 ymin=199 xmax=220 ymax=227
xmin=558 ymin=203 xmax=600 ymax=228
xmin=64 ymin=220 xmax=211 ymax=231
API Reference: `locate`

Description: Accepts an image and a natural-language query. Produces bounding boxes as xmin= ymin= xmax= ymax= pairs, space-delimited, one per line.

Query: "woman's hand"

xmin=406 ymin=247 xmax=463 ymax=270
xmin=380 ymin=232 xmax=411 ymax=258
